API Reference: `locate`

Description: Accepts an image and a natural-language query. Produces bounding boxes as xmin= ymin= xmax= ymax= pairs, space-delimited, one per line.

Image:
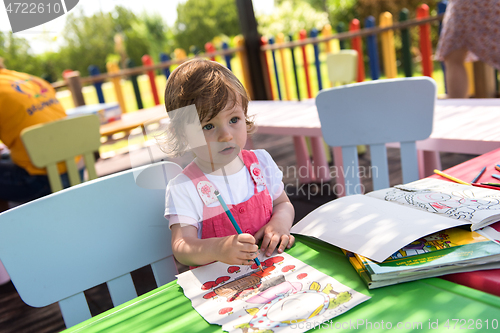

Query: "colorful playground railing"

xmin=55 ymin=2 xmax=496 ymax=114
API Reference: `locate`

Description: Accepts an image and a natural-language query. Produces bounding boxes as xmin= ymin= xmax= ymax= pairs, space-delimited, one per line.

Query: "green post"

xmin=126 ymin=58 xmax=143 ymax=110
xmin=400 ymin=9 xmax=413 ymax=77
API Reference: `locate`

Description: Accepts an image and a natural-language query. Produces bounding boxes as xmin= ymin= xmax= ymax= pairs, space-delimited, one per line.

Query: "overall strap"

xmin=182 ymin=161 xmax=218 ymax=206
xmin=240 ymin=150 xmax=267 ymax=192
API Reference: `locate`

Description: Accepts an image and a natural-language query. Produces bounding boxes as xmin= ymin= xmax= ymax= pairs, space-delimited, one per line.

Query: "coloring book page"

xmin=367 ymin=178 xmax=500 ymax=227
xmin=177 ymin=252 xmax=370 ymax=333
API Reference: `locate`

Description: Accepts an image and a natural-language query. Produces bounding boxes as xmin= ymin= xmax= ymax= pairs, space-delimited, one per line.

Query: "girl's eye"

xmin=230 ymin=117 xmax=239 ymax=124
xmin=202 ymin=124 xmax=214 ymax=130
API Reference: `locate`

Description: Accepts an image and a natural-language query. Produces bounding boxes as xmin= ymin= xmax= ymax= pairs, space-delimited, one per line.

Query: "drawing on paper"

xmin=177 ymin=252 xmax=370 ymax=333
xmin=390 ymin=232 xmax=456 ymax=259
xmin=383 ymin=186 xmax=500 ymax=221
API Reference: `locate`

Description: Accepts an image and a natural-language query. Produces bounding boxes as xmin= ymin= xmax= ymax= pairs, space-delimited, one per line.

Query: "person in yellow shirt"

xmin=0 ymin=59 xmax=69 ymax=211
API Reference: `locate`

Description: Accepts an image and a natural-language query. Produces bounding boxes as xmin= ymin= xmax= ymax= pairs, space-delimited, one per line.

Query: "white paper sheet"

xmin=177 ymin=252 xmax=370 ymax=333
xmin=290 ymin=194 xmax=469 ymax=262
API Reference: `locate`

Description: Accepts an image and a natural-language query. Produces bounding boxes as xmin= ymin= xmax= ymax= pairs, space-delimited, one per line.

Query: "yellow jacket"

xmin=0 ymin=69 xmax=67 ymax=175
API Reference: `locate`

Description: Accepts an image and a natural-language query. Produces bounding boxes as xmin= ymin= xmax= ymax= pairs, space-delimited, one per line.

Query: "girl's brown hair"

xmin=159 ymin=59 xmax=254 ymax=157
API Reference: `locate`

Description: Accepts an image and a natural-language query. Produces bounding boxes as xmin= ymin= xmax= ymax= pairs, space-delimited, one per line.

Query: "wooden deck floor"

xmin=0 ymin=133 xmax=477 ymax=333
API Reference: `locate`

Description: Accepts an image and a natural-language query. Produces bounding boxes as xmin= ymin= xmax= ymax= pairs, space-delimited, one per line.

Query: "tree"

xmin=0 ymin=32 xmax=42 ymax=76
xmin=125 ymin=12 xmax=170 ymax=65
xmin=174 ymin=0 xmax=240 ymax=52
xmin=257 ymin=1 xmax=329 ymax=37
xmin=49 ymin=6 xmax=159 ymax=78
xmin=59 ymin=8 xmax=118 ymax=75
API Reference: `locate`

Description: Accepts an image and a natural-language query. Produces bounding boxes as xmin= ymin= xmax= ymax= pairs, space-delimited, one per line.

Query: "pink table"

xmin=248 ymin=98 xmax=500 ymax=192
xmin=429 ymin=147 xmax=500 ymax=297
xmin=100 ymin=99 xmax=500 ymax=187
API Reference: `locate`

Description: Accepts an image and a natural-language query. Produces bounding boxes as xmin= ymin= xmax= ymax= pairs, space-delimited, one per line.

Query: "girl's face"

xmin=189 ymin=100 xmax=247 ymax=173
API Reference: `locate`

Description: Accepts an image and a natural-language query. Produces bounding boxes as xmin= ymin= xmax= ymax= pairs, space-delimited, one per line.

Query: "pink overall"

xmin=182 ymin=150 xmax=273 ymax=239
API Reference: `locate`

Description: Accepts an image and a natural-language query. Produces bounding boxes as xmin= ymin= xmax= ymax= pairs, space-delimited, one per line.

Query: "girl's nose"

xmin=218 ymin=127 xmax=233 ymax=142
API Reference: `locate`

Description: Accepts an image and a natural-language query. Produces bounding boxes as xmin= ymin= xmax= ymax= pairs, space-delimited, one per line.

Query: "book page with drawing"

xmin=366 ymin=178 xmax=500 ymax=230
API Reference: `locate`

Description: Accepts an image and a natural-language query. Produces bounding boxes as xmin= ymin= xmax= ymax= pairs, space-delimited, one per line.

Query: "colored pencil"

xmin=495 ymin=165 xmax=500 ymax=172
xmin=472 ymin=183 xmax=500 ymax=191
xmin=481 ymin=182 xmax=500 ymax=187
xmin=471 ymin=166 xmax=486 ymax=183
xmin=214 ymin=190 xmax=263 ymax=271
xmin=433 ymin=169 xmax=470 ymax=185
xmin=492 ymin=174 xmax=500 ymax=181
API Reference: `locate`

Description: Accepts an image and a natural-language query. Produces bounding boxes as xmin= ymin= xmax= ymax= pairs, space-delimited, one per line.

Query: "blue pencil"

xmin=214 ymin=190 xmax=263 ymax=271
xmin=492 ymin=174 xmax=500 ymax=181
xmin=471 ymin=166 xmax=486 ymax=183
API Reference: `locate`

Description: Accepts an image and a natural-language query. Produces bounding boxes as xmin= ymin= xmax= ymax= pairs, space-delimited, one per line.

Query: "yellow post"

xmin=106 ymin=61 xmax=127 ymax=113
xmin=322 ymin=24 xmax=340 ymax=55
xmin=322 ymin=24 xmax=340 ymax=88
xmin=174 ymin=48 xmax=187 ymax=60
xmin=234 ymin=35 xmax=254 ymax=99
xmin=379 ymin=12 xmax=398 ymax=79
xmin=465 ymin=62 xmax=475 ymax=97
xmin=276 ymin=33 xmax=292 ymax=100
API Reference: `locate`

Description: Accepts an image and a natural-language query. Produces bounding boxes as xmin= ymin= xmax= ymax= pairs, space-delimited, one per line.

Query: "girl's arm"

xmin=254 ymin=191 xmax=295 ymax=257
xmin=170 ymin=216 xmax=260 ymax=267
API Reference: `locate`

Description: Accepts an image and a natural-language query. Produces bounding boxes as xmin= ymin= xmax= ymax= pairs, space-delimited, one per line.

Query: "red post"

xmin=349 ymin=19 xmax=366 ymax=82
xmin=141 ymin=55 xmax=160 ymax=106
xmin=205 ymin=42 xmax=216 ymax=61
xmin=417 ymin=4 xmax=433 ymax=77
xmin=299 ymin=29 xmax=312 ymax=99
xmin=62 ymin=69 xmax=74 ymax=79
xmin=260 ymin=37 xmax=274 ymax=100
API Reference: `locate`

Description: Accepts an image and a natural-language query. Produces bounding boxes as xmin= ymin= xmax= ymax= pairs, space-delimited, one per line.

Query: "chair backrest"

xmin=0 ymin=161 xmax=182 ymax=328
xmin=21 ymin=114 xmax=101 ymax=192
xmin=326 ymin=50 xmax=358 ymax=85
xmin=316 ymin=77 xmax=436 ymax=195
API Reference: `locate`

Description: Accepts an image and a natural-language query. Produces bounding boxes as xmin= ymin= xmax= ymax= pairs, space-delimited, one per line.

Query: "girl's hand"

xmin=255 ymin=220 xmax=295 ymax=257
xmin=217 ymin=233 xmax=260 ymax=265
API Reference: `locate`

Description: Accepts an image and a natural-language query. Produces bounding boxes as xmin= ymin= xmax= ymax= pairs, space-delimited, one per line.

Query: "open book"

xmin=291 ymin=178 xmax=500 ymax=262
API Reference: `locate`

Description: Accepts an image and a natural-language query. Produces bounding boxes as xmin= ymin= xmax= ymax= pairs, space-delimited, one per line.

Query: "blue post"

xmin=88 ymin=65 xmax=105 ymax=103
xmin=438 ymin=1 xmax=448 ymax=92
xmin=437 ymin=1 xmax=448 ymax=34
xmin=310 ymin=28 xmax=323 ymax=91
xmin=222 ymin=42 xmax=232 ymax=71
xmin=365 ymin=16 xmax=380 ymax=80
xmin=160 ymin=53 xmax=171 ymax=80
xmin=289 ymin=34 xmax=301 ymax=101
xmin=268 ymin=37 xmax=282 ymax=100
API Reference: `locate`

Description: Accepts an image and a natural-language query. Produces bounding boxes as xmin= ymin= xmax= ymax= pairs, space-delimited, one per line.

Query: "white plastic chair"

xmin=316 ymin=77 xmax=436 ymax=196
xmin=0 ymin=161 xmax=182 ymax=328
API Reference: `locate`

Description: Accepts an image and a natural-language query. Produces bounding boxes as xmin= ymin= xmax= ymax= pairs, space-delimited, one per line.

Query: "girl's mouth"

xmin=219 ymin=146 xmax=235 ymax=155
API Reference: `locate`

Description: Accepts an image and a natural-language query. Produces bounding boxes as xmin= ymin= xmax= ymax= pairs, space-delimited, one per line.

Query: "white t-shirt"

xmin=165 ymin=149 xmax=284 ymax=236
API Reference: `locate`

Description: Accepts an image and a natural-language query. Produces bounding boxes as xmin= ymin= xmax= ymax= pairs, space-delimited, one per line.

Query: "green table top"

xmin=64 ymin=236 xmax=500 ymax=333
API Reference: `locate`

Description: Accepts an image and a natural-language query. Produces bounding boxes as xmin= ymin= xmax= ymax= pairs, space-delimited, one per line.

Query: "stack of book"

xmin=291 ymin=178 xmax=500 ymax=289
xmin=343 ymin=227 xmax=500 ymax=289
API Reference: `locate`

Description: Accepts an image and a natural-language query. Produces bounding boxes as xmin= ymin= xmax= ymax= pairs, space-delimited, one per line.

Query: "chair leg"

xmin=332 ymin=147 xmax=346 ymax=197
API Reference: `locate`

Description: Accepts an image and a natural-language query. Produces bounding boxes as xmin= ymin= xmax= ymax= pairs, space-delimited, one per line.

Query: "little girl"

xmin=162 ymin=59 xmax=295 ymax=268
